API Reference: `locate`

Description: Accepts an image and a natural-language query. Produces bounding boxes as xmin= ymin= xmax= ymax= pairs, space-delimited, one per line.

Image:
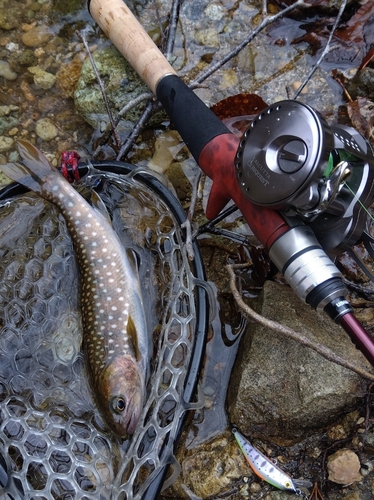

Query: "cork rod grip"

xmin=88 ymin=0 xmax=177 ymax=93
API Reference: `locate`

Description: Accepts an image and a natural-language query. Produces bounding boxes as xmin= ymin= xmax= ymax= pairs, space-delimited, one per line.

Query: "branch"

xmin=292 ymin=0 xmax=348 ymax=99
xmin=76 ymin=29 xmax=121 ymax=148
xmin=226 ymin=263 xmax=374 ymax=381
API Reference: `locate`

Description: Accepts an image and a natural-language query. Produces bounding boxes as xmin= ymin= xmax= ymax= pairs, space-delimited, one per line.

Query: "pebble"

xmin=35 ymin=118 xmax=58 ymax=141
xmin=0 ymin=60 xmax=17 ymax=80
xmin=0 ymin=136 xmax=14 ymax=153
xmin=327 ymin=449 xmax=362 ymax=485
xmin=21 ymin=26 xmax=53 ymax=47
xmin=28 ymin=66 xmax=56 ymax=90
xmin=0 ymin=105 xmax=18 ymax=117
xmin=6 ymin=42 xmax=19 ymax=52
xmin=292 ymin=81 xmax=308 ymax=94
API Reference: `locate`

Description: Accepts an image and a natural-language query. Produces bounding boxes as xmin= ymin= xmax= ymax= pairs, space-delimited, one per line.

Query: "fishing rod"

xmin=87 ymin=0 xmax=374 ymax=367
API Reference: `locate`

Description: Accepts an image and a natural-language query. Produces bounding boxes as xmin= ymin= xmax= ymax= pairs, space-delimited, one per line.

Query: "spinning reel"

xmin=235 ymin=100 xmax=374 ymax=281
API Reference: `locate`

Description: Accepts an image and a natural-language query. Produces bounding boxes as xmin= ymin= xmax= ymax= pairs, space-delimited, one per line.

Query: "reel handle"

xmin=88 ymin=0 xmax=176 ymax=93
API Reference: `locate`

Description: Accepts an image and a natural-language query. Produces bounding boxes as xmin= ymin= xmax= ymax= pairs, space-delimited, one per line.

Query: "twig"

xmin=165 ymin=0 xmax=181 ymax=59
xmin=76 ymin=29 xmax=121 ymax=148
xmin=308 ymin=482 xmax=324 ymax=500
xmin=262 ymin=0 xmax=268 ymax=18
xmin=115 ymin=92 xmax=154 ymax=126
xmin=116 ymin=100 xmax=158 ymax=160
xmin=192 ymin=0 xmax=309 ymax=85
xmin=181 ymin=170 xmax=202 ymax=260
xmin=226 ymin=263 xmax=374 ymax=381
xmin=292 ymin=0 xmax=348 ymax=99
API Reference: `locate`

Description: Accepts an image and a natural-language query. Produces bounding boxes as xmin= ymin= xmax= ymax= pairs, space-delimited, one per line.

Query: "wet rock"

xmin=169 ymin=433 xmax=250 ymax=498
xmin=227 ymin=281 xmax=371 ymax=444
xmin=35 ymin=118 xmax=58 ymax=141
xmin=28 ymin=66 xmax=56 ymax=90
xmin=74 ymin=46 xmax=149 ymax=131
xmin=327 ymin=449 xmax=362 ymax=485
xmin=347 ymin=68 xmax=374 ymax=102
xmin=0 ymin=117 xmax=19 ymax=136
xmin=56 ymin=57 xmax=85 ymax=98
xmin=21 ymin=26 xmax=53 ymax=47
xmin=0 ymin=136 xmax=14 ymax=153
xmin=12 ymin=49 xmax=38 ymax=67
xmin=0 ymin=60 xmax=17 ymax=80
xmin=0 ymin=6 xmax=19 ymax=30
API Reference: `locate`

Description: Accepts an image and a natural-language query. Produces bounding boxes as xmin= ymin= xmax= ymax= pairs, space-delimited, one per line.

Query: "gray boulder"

xmin=227 ymin=281 xmax=372 ymax=444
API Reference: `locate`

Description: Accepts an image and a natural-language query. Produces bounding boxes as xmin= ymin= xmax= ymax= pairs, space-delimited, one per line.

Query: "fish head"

xmin=97 ymin=356 xmax=145 ymax=437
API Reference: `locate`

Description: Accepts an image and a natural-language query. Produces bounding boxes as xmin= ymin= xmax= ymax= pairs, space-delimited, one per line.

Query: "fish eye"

xmin=110 ymin=396 xmax=126 ymax=414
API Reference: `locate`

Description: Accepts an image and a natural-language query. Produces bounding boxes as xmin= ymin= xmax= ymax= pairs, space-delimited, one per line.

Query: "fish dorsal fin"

xmin=127 ymin=315 xmax=141 ymax=362
xmin=90 ymin=190 xmax=112 ymax=224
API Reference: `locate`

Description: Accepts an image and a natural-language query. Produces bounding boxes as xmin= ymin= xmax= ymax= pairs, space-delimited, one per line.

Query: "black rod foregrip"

xmin=156 ymin=74 xmax=230 ymax=162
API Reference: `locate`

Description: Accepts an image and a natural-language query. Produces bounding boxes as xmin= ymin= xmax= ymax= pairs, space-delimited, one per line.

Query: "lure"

xmin=233 ymin=428 xmax=299 ymax=493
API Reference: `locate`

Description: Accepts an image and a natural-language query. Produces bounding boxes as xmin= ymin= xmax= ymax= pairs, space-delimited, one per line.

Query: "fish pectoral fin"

xmin=126 ymin=248 xmax=141 ymax=274
xmin=91 ymin=190 xmax=112 ymax=224
xmin=127 ymin=315 xmax=141 ymax=362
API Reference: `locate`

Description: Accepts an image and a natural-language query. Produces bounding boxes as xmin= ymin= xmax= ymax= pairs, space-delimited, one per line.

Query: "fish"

xmin=0 ymin=140 xmax=149 ymax=437
xmin=232 ymin=428 xmax=299 ymax=493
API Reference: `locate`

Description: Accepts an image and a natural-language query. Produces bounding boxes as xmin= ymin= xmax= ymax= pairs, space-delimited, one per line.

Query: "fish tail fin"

xmin=0 ymin=141 xmax=57 ymax=194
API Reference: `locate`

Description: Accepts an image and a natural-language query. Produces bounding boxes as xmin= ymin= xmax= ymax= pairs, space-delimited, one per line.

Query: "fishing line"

xmin=343 ymin=180 xmax=374 ymax=224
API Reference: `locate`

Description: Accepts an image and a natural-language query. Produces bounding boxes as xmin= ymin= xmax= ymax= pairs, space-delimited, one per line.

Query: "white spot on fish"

xmin=76 ymin=210 xmax=82 ymax=217
xmin=111 ymin=306 xmax=117 ymax=311
xmin=92 ymin=242 xmax=97 ymax=247
xmin=52 ymin=185 xmax=58 ymax=191
xmin=107 ymin=296 xmax=111 ymax=301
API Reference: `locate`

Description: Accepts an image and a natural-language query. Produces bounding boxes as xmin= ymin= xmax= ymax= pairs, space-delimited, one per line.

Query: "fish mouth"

xmin=126 ymin=406 xmax=139 ymax=435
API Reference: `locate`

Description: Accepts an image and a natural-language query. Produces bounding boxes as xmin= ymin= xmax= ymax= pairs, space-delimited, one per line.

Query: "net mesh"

xmin=0 ymin=167 xmax=203 ymax=499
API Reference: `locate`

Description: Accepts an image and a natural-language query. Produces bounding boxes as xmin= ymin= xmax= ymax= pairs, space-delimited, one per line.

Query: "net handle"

xmin=88 ymin=0 xmax=177 ymax=94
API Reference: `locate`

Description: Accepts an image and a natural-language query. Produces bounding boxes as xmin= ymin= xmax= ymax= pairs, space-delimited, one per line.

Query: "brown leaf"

xmin=211 ymin=94 xmax=268 ymax=136
xmin=347 ymin=96 xmax=374 ymax=141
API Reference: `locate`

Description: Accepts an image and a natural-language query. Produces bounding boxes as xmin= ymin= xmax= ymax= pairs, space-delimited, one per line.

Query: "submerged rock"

xmin=74 ymin=46 xmax=149 ymax=132
xmin=227 ymin=281 xmax=371 ymax=444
